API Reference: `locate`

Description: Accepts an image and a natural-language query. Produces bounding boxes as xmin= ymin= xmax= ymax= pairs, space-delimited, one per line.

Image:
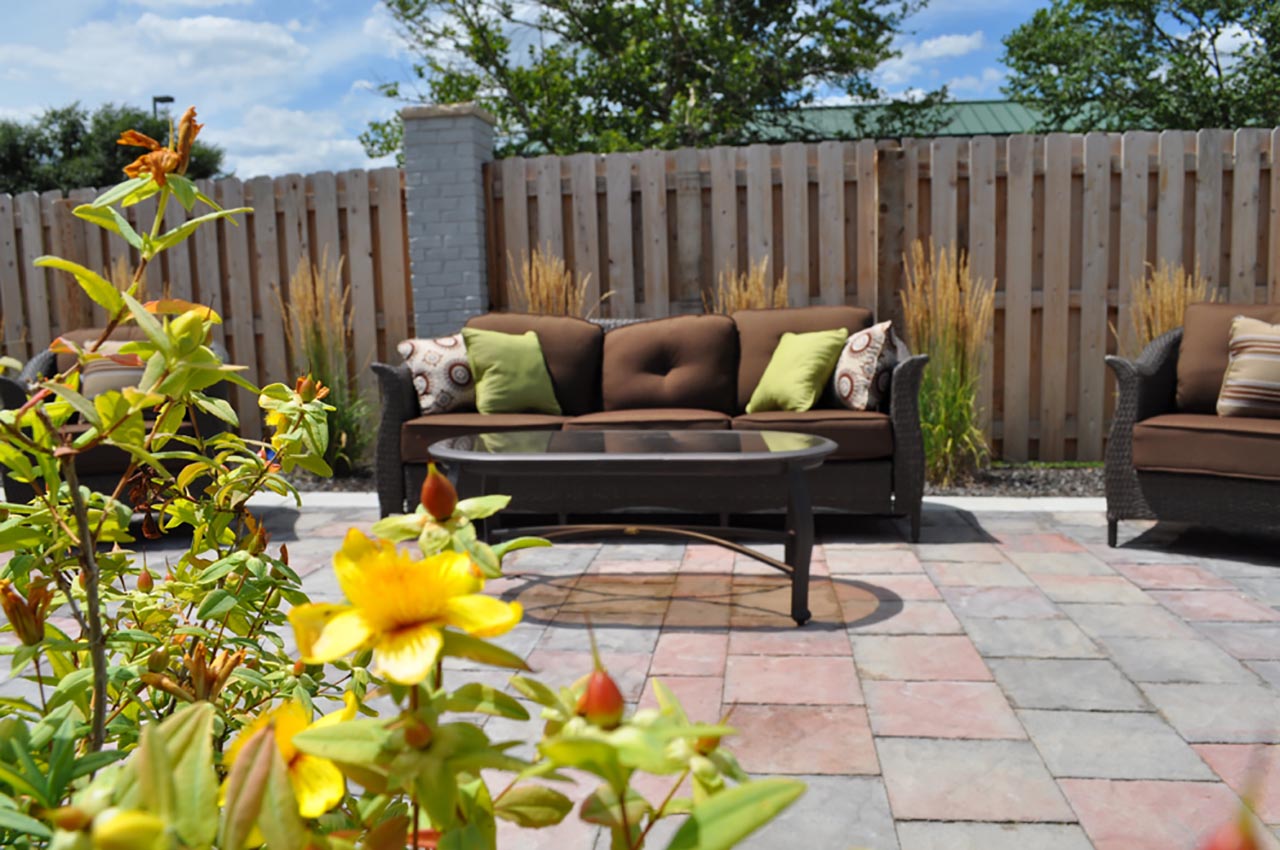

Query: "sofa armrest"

xmin=1103 ymin=328 xmax=1181 ymax=529
xmin=372 ymin=361 xmax=419 ymax=516
xmin=888 ymin=353 xmax=928 ymax=541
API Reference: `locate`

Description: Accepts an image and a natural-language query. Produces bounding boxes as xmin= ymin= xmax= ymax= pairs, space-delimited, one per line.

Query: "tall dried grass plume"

xmin=279 ymin=250 xmax=370 ymax=474
xmin=1120 ymin=260 xmax=1218 ymax=357
xmin=900 ymin=238 xmax=996 ymax=487
xmin=703 ymin=257 xmax=789 ymax=314
xmin=507 ymin=245 xmax=608 ymax=317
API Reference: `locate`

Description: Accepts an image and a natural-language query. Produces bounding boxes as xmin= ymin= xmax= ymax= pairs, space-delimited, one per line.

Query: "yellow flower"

xmin=288 ymin=529 xmax=522 ymax=685
xmin=224 ymin=693 xmax=357 ymax=819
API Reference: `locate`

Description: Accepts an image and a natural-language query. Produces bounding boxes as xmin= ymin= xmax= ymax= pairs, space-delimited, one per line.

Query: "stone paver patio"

xmin=6 ymin=493 xmax=1280 ymax=849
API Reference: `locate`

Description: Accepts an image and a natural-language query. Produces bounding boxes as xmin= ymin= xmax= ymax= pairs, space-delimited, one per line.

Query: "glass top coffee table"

xmin=429 ymin=430 xmax=836 ymax=625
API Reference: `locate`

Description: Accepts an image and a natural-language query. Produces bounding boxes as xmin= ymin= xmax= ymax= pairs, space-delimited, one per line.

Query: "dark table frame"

xmin=429 ymin=430 xmax=836 ymax=626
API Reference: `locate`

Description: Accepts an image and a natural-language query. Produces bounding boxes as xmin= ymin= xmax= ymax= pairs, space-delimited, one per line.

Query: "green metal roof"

xmin=756 ymin=99 xmax=1045 ymax=140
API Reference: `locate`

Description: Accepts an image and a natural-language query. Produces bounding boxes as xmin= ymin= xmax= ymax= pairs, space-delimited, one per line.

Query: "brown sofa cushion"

xmin=734 ymin=306 xmax=873 ymax=412
xmin=464 ymin=313 xmax=603 ymax=415
xmin=732 ymin=409 xmax=893 ymax=461
xmin=564 ymin=408 xmax=731 ymax=431
xmin=1132 ymin=413 xmax=1280 ymax=481
xmin=602 ymin=315 xmax=737 ymax=413
xmin=400 ymin=412 xmax=568 ymax=463
xmin=1176 ymin=303 xmax=1280 ymax=413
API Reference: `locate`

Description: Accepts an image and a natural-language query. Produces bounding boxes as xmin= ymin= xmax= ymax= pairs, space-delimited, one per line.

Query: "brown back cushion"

xmin=733 ymin=306 xmax=873 ymax=411
xmin=1176 ymin=303 xmax=1280 ymax=412
xmin=464 ymin=313 xmax=603 ymax=415
xmin=54 ymin=326 xmax=149 ymax=373
xmin=602 ymin=315 xmax=738 ymax=413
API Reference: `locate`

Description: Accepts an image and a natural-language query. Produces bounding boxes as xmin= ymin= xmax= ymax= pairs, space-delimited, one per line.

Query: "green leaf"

xmin=33 ymin=256 xmax=124 ymax=314
xmin=89 ymin=177 xmax=149 ymax=209
xmin=196 ymin=551 xmax=248 ymax=584
xmin=192 ymin=394 xmax=238 ymax=427
xmin=457 ymin=534 xmax=501 ymax=578
xmin=152 ymin=207 xmax=251 ymax=252
xmin=167 ymin=174 xmax=198 ymax=211
xmin=441 ymin=630 xmax=530 ymax=671
xmin=41 ymin=382 xmax=100 ymax=426
xmin=492 ymin=536 xmax=552 ymax=563
xmin=538 ymin=737 xmax=627 ymax=791
xmin=292 ymin=719 xmax=390 ymax=765
xmin=446 ymin=683 xmax=530 ymax=720
xmin=134 ymin=722 xmax=176 ymax=819
xmin=492 ymin=784 xmax=573 ymax=828
xmin=217 ymin=725 xmax=271 ymax=850
xmin=370 ymin=513 xmax=426 ymax=543
xmin=256 ymin=738 xmax=310 ymax=850
xmin=0 ymin=806 xmax=51 ymax=839
xmin=665 ymin=778 xmax=805 ymax=850
xmin=195 ymin=588 xmax=237 ymax=620
xmin=507 ymin=675 xmax=561 ymax=709
xmin=455 ymin=494 xmax=510 ymax=520
xmin=580 ymin=784 xmax=651 ymax=829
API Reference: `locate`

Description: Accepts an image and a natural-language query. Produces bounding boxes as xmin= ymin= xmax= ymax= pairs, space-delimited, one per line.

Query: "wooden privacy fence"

xmin=0 ymin=168 xmax=411 ymax=439
xmin=484 ymin=129 xmax=1280 ymax=461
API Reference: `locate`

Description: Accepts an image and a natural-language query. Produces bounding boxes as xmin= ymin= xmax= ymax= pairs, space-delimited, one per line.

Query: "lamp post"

xmin=152 ymin=95 xmax=174 ymax=119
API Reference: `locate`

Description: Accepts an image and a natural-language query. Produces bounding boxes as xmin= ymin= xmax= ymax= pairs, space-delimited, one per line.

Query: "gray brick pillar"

xmin=401 ymin=103 xmax=496 ymax=337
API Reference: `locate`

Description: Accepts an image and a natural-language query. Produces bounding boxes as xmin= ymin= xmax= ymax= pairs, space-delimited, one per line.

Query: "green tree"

xmin=1002 ymin=0 xmax=1280 ymax=131
xmin=363 ymin=0 xmax=946 ymax=159
xmin=0 ymin=102 xmax=223 ymax=195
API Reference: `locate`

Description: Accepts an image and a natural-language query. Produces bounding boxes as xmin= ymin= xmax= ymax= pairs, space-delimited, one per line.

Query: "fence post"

xmin=401 ymin=103 xmax=496 ymax=336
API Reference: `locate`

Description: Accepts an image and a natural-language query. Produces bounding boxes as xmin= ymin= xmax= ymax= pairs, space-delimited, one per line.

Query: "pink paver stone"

xmin=850 ymin=574 xmax=943 ymax=601
xmin=1115 ymin=563 xmax=1235 ymax=591
xmin=996 ymin=533 xmax=1086 ymax=553
xmin=1194 ymin=744 xmax=1280 ymax=825
xmin=1060 ymin=778 xmax=1280 ymax=850
xmin=848 ymin=601 xmax=964 ymax=635
xmin=1031 ymin=574 xmax=1153 ymax=605
xmin=1152 ymin=590 xmax=1280 ymax=623
xmin=925 ymin=561 xmax=1033 ymax=588
xmin=863 ymin=681 xmax=1026 ymax=739
xmin=826 ymin=548 xmax=924 ymax=574
xmin=589 ymin=558 xmax=684 ymax=575
xmin=729 ymin=704 xmax=879 ymax=775
xmin=852 ymin=635 xmax=993 ymax=681
xmin=723 ymin=655 xmax=863 ymax=705
xmin=728 ymin=627 xmax=852 ymax=656
xmin=638 ymin=676 xmax=724 ymax=724
xmin=649 ymin=632 xmax=728 ymax=677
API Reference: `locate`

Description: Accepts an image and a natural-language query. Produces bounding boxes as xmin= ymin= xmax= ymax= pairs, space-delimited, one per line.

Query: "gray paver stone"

xmin=1141 ymin=683 xmax=1280 ymax=743
xmin=989 ymin=659 xmax=1148 ymax=710
xmin=896 ymin=822 xmax=1094 ymax=850
xmin=964 ymin=618 xmax=1104 ymax=659
xmin=1019 ymin=709 xmax=1215 ymax=779
xmin=1102 ymin=636 xmax=1257 ymax=684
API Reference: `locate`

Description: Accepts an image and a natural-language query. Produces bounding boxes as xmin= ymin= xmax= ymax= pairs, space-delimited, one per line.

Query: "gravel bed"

xmin=286 ymin=465 xmax=1104 ymax=499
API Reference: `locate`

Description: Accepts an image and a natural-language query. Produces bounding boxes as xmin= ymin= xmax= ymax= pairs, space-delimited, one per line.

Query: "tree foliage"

xmin=1002 ymin=0 xmax=1280 ymax=131
xmin=0 ymin=102 xmax=223 ymax=196
xmin=363 ymin=0 xmax=945 ymax=159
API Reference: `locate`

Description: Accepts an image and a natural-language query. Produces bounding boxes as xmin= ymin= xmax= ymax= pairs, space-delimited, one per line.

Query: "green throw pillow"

xmin=745 ymin=328 xmax=849 ymax=414
xmin=462 ymin=328 xmax=562 ymax=415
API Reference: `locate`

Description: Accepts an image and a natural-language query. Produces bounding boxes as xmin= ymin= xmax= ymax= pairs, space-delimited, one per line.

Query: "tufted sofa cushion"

xmin=601 ymin=314 xmax=738 ymax=413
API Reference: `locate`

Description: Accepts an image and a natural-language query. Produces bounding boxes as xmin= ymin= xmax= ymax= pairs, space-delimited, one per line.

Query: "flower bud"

xmin=576 ymin=668 xmax=625 ymax=729
xmin=136 ymin=570 xmax=154 ymax=593
xmin=50 ymin=806 xmax=93 ymax=832
xmin=402 ymin=716 xmax=433 ymax=749
xmin=91 ymin=808 xmax=165 ymax=850
xmin=146 ymin=648 xmax=169 ymax=673
xmin=695 ymin=734 xmax=721 ymax=755
xmin=294 ymin=375 xmax=330 ymax=403
xmin=420 ymin=462 xmax=457 ymax=521
xmin=292 ymin=659 xmax=306 ymax=676
xmin=0 ymin=576 xmax=52 ymax=646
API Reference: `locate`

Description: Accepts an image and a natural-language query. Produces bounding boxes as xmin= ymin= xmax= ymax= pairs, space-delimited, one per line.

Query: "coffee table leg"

xmin=785 ymin=466 xmax=813 ymax=626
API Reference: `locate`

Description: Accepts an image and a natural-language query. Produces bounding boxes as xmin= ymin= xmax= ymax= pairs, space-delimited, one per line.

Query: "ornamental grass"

xmin=703 ymin=256 xmax=789 ymax=314
xmin=280 ymin=250 xmax=371 ymax=474
xmin=508 ymin=244 xmax=610 ymax=317
xmin=900 ymin=238 xmax=995 ymax=487
xmin=1121 ymin=260 xmax=1218 ymax=357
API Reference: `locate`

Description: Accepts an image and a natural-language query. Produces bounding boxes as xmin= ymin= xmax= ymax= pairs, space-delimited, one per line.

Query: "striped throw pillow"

xmin=1217 ymin=316 xmax=1280 ymax=418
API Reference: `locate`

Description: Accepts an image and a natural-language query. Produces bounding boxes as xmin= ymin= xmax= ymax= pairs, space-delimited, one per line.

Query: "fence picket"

xmin=341 ymin=170 xmax=379 ymax=408
xmin=709 ymin=147 xmax=738 ymax=293
xmin=500 ymin=157 xmax=528 ymax=306
xmin=930 ymin=139 xmax=958 ymax=249
xmin=535 ymin=156 xmax=563 ymax=258
xmin=248 ymin=176 xmax=288 ymax=387
xmin=816 ymin=142 xmax=844 ymax=306
xmin=1040 ymin=133 xmax=1072 ymax=461
xmin=216 ymin=178 xmax=261 ymax=441
xmin=1156 ymin=130 xmax=1185 ymax=268
xmin=16 ymin=193 xmax=51 ymax=352
xmin=570 ymin=153 xmax=602 ymax=311
xmin=373 ymin=168 xmax=410 ymax=346
xmin=781 ymin=142 xmax=810 ymax=306
xmin=1272 ymin=129 xmax=1280 ymax=304
xmin=1078 ymin=133 xmax=1111 ymax=460
xmin=605 ymin=154 xmax=636 ymax=316
xmin=745 ymin=144 xmax=773 ymax=275
xmin=674 ymin=148 xmax=702 ymax=309
xmin=1118 ymin=132 xmax=1155 ymax=357
xmin=1195 ymin=129 xmax=1225 ymax=288
xmin=1230 ymin=128 xmax=1264 ymax=303
xmin=639 ymin=150 xmax=669 ymax=317
xmin=1003 ymin=135 xmax=1034 ymax=461
xmin=855 ymin=140 xmax=877 ymax=313
xmin=0 ymin=196 xmax=22 ymax=357
xmin=969 ymin=137 xmax=997 ymax=442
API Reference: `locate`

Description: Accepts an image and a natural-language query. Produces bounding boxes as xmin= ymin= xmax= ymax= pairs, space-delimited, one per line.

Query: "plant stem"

xmin=32 ymin=652 xmax=48 ymax=713
xmin=410 ymin=684 xmax=421 ymax=848
xmin=633 ymin=768 xmax=689 ymax=849
xmin=61 ymin=458 xmax=108 ymax=751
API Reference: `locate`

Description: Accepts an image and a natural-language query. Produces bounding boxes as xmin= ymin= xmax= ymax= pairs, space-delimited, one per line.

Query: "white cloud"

xmin=206 ymin=104 xmax=395 ymax=178
xmin=125 ymin=0 xmax=253 ymax=6
xmin=879 ymin=30 xmax=986 ymax=86
xmin=947 ymin=67 xmax=1005 ymax=96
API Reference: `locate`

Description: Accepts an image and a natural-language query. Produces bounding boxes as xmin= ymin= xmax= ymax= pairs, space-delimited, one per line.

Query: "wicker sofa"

xmin=372 ymin=306 xmax=929 ymax=540
xmin=1104 ymin=302 xmax=1280 ymax=546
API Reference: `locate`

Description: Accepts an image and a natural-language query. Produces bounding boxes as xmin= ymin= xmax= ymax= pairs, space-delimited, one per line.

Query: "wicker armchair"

xmin=1104 ymin=327 xmax=1280 ymax=546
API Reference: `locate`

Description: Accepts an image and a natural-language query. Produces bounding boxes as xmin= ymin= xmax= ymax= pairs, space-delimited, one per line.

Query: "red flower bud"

xmin=403 ymin=716 xmax=434 ymax=750
xmin=1201 ymin=817 xmax=1260 ymax=850
xmin=292 ymin=659 xmax=306 ymax=676
xmin=137 ymin=570 xmax=154 ymax=593
xmin=576 ymin=668 xmax=625 ymax=729
xmin=420 ymin=462 xmax=457 ymax=521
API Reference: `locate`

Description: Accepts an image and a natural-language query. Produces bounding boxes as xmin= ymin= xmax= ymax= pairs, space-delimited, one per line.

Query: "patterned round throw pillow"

xmin=397 ymin=334 xmax=475 ymax=415
xmin=832 ymin=320 xmax=894 ymax=411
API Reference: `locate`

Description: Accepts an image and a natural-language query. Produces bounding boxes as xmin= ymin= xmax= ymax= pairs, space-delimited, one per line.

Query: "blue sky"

xmin=0 ymin=0 xmax=1039 ymax=178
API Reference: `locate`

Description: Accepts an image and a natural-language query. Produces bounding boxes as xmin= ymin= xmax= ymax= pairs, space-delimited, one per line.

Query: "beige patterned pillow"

xmin=1217 ymin=316 xmax=1280 ymax=418
xmin=833 ymin=321 xmax=894 ymax=410
xmin=398 ymin=334 xmax=475 ymax=415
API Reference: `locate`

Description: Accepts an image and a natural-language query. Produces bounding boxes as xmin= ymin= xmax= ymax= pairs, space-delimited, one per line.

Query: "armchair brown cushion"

xmin=601 ymin=314 xmax=737 ymax=413
xmin=464 ymin=313 xmax=603 ymax=415
xmin=1132 ymin=413 xmax=1280 ymax=481
xmin=733 ymin=306 xmax=873 ymax=412
xmin=1175 ymin=303 xmax=1280 ymax=413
